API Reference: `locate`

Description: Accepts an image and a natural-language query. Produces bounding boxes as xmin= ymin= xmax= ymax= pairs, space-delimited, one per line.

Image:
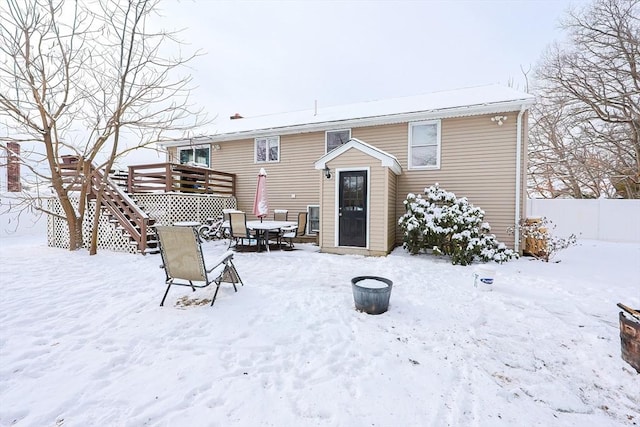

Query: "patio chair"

xmin=155 ymin=226 xmax=244 ymax=307
xmin=273 ymin=209 xmax=288 ymax=221
xmin=281 ymin=212 xmax=308 ymax=249
xmin=222 ymin=208 xmax=242 ymax=222
xmin=228 ymin=211 xmax=258 ymax=250
xmin=271 ymin=209 xmax=289 ymax=247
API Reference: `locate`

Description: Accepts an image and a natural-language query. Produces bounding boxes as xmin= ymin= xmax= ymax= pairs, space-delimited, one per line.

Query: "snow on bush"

xmin=398 ymin=183 xmax=518 ymax=265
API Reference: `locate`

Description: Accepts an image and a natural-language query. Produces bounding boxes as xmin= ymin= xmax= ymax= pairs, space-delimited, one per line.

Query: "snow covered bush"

xmin=398 ymin=184 xmax=518 ymax=265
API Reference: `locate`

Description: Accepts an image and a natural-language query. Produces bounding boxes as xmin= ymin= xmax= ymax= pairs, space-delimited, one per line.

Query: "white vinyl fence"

xmin=526 ymin=199 xmax=640 ymax=243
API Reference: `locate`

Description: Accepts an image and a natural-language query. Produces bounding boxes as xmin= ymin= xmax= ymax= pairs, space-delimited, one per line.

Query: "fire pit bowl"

xmin=351 ymin=276 xmax=392 ymax=315
xmin=619 ymin=308 xmax=640 ymax=373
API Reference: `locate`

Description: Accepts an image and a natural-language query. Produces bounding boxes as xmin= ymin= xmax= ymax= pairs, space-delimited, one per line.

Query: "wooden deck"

xmin=127 ymin=163 xmax=236 ymax=195
xmin=55 ymin=157 xmax=237 ymax=254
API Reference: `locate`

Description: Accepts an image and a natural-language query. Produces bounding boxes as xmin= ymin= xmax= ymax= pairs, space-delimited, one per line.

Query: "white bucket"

xmin=474 ymin=266 xmax=496 ymax=291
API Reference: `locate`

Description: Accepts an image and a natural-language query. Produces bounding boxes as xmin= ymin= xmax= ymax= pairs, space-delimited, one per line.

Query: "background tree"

xmin=0 ymin=0 xmax=205 ymax=251
xmin=529 ymin=0 xmax=639 ymax=198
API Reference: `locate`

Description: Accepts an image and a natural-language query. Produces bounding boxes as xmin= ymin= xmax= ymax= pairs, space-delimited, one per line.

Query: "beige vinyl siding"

xmin=396 ymin=114 xmax=520 ymax=247
xmin=167 ymin=147 xmax=177 ymax=163
xmin=213 ymin=132 xmax=324 ymax=224
xmin=168 ymin=111 xmax=525 ymax=250
xmin=386 ymin=168 xmax=398 ymax=251
xmin=353 ymin=124 xmax=407 ymax=158
xmin=351 ymin=115 xmax=519 ymax=247
xmin=319 ymin=162 xmax=335 ymax=249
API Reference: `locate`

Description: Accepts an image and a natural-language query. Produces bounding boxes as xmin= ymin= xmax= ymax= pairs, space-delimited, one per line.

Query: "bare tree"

xmin=0 ymin=0 xmax=206 ymax=251
xmin=528 ymin=92 xmax=619 ymax=198
xmin=530 ymin=0 xmax=639 ymax=198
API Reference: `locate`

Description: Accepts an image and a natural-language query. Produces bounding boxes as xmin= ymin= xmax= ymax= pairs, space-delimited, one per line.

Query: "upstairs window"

xmin=255 ymin=136 xmax=280 ymax=163
xmin=408 ymin=120 xmax=441 ymax=169
xmin=178 ymin=145 xmax=210 ymax=167
xmin=326 ymin=129 xmax=351 ymax=153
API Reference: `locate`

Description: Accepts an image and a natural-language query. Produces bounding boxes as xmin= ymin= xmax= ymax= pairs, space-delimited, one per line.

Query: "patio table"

xmin=246 ymin=220 xmax=296 ymax=252
xmin=173 ymin=221 xmax=201 ymax=227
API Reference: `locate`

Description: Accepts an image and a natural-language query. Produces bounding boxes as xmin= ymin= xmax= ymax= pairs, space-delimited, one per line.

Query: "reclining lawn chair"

xmin=155 ymin=226 xmax=244 ymax=307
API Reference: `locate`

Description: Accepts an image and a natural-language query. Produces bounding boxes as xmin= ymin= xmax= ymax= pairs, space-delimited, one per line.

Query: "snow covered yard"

xmin=0 ymin=233 xmax=638 ymax=427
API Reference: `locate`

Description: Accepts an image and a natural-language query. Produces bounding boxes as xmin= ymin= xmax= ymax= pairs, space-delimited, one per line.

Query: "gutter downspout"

xmin=514 ymin=106 xmax=527 ymax=252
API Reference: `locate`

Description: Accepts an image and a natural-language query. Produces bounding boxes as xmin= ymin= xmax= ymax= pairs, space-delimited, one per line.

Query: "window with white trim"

xmin=326 ymin=129 xmax=351 ymax=153
xmin=408 ymin=120 xmax=441 ymax=169
xmin=178 ymin=145 xmax=210 ymax=167
xmin=255 ymin=136 xmax=280 ymax=163
xmin=307 ymin=205 xmax=319 ymax=234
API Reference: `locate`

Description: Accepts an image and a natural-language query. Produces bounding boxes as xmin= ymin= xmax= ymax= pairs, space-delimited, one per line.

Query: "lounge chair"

xmin=155 ymin=225 xmax=244 ymax=307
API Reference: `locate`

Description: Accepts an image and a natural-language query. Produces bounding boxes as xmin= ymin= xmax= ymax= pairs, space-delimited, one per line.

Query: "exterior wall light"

xmin=491 ymin=115 xmax=508 ymax=126
xmin=324 ymin=165 xmax=331 ymax=179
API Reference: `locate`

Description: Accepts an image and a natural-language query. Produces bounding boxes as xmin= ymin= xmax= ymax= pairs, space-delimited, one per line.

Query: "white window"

xmin=408 ymin=120 xmax=441 ymax=169
xmin=255 ymin=136 xmax=280 ymax=163
xmin=178 ymin=145 xmax=210 ymax=167
xmin=307 ymin=205 xmax=319 ymax=234
xmin=326 ymin=129 xmax=351 ymax=153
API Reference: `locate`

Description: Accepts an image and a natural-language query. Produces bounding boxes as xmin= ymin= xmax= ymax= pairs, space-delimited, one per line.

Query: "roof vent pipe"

xmin=314 ymin=100 xmax=317 ymax=116
xmin=230 ymin=113 xmax=243 ymax=120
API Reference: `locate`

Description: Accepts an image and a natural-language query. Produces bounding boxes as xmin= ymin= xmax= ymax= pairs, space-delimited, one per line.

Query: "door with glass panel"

xmin=338 ymin=170 xmax=367 ymax=247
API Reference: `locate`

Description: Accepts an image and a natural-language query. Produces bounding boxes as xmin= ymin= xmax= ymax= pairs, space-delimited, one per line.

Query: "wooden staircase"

xmin=59 ymin=156 xmax=159 ymax=254
xmin=92 ymin=168 xmax=159 ymax=254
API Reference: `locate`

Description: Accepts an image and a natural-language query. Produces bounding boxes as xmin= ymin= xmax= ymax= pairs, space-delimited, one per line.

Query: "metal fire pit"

xmin=351 ymin=276 xmax=392 ymax=315
xmin=618 ymin=303 xmax=640 ymax=373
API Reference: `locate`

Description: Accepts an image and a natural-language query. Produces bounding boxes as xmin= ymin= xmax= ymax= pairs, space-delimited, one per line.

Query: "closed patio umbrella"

xmin=252 ymin=168 xmax=269 ymax=222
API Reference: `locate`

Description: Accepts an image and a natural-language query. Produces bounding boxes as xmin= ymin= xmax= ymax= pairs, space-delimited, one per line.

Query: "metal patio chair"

xmin=271 ymin=209 xmax=289 ymax=247
xmin=281 ymin=211 xmax=308 ymax=249
xmin=155 ymin=226 xmax=244 ymax=307
xmin=273 ymin=209 xmax=288 ymax=221
xmin=228 ymin=211 xmax=258 ymax=251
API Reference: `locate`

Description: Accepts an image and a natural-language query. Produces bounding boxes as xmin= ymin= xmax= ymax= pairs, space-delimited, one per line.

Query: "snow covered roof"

xmin=161 ymin=84 xmax=535 ymax=147
xmin=314 ymin=138 xmax=402 ymax=175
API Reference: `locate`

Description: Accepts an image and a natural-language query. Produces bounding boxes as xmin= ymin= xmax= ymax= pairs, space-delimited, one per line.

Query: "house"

xmin=159 ymin=84 xmax=535 ymax=256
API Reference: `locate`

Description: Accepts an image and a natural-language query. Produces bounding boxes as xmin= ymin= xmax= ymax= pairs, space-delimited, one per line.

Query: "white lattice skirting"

xmin=48 ymin=193 xmax=237 ymax=254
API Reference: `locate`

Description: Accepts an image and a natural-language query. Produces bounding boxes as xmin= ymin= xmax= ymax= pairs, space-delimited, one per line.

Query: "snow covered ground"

xmin=1 ymin=226 xmax=639 ymax=426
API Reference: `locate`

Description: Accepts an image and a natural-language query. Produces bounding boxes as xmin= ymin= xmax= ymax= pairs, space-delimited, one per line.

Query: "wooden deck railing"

xmin=59 ymin=155 xmax=86 ymax=192
xmin=127 ymin=163 xmax=236 ymax=195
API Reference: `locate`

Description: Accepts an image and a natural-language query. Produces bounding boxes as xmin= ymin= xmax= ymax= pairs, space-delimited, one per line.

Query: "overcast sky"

xmin=3 ymin=0 xmax=584 ymax=169
xmin=155 ymin=0 xmax=581 ymax=133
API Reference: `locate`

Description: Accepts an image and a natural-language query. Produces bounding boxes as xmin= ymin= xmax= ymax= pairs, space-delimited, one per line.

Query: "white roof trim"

xmin=162 ymin=101 xmax=533 ymax=148
xmin=314 ymin=138 xmax=402 ymax=175
xmin=159 ymin=84 xmax=535 ymax=148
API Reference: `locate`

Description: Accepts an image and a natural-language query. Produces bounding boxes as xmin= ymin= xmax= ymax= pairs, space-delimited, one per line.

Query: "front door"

xmin=338 ymin=170 xmax=367 ymax=247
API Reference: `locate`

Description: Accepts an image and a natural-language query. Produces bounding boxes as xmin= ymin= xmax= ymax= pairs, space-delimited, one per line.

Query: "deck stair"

xmin=92 ymin=168 xmax=158 ymax=254
xmin=59 ymin=156 xmax=158 ymax=254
